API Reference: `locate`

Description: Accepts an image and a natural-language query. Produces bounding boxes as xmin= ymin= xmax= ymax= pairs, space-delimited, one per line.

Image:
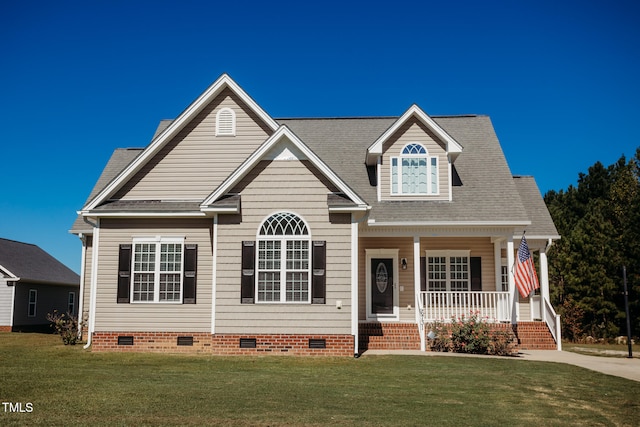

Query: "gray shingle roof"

xmin=70 ymin=148 xmax=143 ymax=233
xmin=512 ymin=176 xmax=560 ymax=238
xmin=0 ymin=238 xmax=79 ymax=285
xmin=73 ymin=115 xmax=558 ymax=238
xmin=279 ymin=115 xmax=533 ymax=226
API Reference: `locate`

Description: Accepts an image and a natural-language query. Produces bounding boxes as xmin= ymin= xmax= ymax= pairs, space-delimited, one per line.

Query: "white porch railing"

xmin=543 ymin=297 xmax=562 ymax=350
xmin=420 ymin=291 xmax=511 ymax=323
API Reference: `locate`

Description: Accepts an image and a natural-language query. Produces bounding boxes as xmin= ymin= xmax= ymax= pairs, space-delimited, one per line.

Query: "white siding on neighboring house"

xmin=114 ymin=88 xmax=273 ymax=201
xmin=0 ymin=278 xmax=14 ymax=327
xmin=93 ymin=218 xmax=213 ymax=332
xmin=216 ymin=159 xmax=353 ymax=335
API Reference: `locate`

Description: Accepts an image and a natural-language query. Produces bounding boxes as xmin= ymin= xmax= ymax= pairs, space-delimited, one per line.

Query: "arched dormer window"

xmin=256 ymin=212 xmax=311 ymax=303
xmin=391 ymin=143 xmax=438 ymax=195
xmin=216 ymin=107 xmax=236 ymax=136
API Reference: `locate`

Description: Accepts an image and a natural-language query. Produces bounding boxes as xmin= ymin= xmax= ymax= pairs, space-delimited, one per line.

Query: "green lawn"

xmin=1 ymin=333 xmax=638 ymax=426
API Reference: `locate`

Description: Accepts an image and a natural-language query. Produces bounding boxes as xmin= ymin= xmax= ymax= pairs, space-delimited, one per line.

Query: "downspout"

xmin=77 ymin=234 xmax=87 ymax=340
xmin=83 ymin=222 xmax=100 ymax=350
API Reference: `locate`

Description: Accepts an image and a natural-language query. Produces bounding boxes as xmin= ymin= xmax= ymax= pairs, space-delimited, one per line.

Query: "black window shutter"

xmin=183 ymin=244 xmax=198 ymax=304
xmin=420 ymin=256 xmax=426 ymax=292
xmin=470 ymin=257 xmax=482 ymax=291
xmin=312 ymin=241 xmax=326 ymax=304
xmin=117 ymin=244 xmax=132 ymax=303
xmin=241 ymin=241 xmax=255 ymax=304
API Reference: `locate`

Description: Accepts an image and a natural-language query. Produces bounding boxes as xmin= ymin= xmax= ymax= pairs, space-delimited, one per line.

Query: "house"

xmin=0 ymin=238 xmax=80 ymax=332
xmin=71 ymin=74 xmax=560 ymax=355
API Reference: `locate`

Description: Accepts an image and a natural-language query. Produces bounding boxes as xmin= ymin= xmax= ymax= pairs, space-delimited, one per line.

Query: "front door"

xmin=365 ymin=249 xmax=399 ymax=320
xmin=371 ymin=258 xmax=394 ymax=315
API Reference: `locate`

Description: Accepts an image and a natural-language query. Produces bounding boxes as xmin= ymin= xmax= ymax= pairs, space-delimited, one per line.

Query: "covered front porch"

xmin=357 ymin=231 xmax=561 ymax=352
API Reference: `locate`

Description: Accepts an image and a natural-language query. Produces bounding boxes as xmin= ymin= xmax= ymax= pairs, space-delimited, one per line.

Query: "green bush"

xmin=46 ymin=310 xmax=79 ymax=345
xmin=451 ymin=312 xmax=491 ymax=354
xmin=428 ymin=312 xmax=517 ymax=356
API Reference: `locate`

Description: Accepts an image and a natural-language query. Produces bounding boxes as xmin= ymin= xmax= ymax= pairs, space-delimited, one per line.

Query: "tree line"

xmin=544 ymin=148 xmax=639 ymax=341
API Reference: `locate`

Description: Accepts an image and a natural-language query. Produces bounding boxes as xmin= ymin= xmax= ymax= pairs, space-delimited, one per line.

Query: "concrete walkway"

xmin=362 ymin=349 xmax=640 ymax=382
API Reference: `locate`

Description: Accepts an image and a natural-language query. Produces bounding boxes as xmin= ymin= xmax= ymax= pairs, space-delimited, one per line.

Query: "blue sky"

xmin=1 ymin=0 xmax=639 ymax=274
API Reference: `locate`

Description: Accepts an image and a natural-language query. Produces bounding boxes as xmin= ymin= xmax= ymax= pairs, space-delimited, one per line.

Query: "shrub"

xmin=46 ymin=311 xmax=79 ymax=345
xmin=450 ymin=312 xmax=491 ymax=354
xmin=427 ymin=320 xmax=452 ymax=352
xmin=428 ymin=313 xmax=517 ymax=356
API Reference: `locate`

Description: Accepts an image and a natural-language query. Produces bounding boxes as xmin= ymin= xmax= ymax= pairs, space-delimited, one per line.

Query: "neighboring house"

xmin=0 ymin=238 xmax=80 ymax=332
xmin=71 ymin=74 xmax=560 ymax=355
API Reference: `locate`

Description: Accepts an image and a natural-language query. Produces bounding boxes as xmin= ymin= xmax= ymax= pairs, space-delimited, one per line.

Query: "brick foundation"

xmin=91 ymin=332 xmax=354 ymax=356
xmin=0 ymin=325 xmax=11 ymax=332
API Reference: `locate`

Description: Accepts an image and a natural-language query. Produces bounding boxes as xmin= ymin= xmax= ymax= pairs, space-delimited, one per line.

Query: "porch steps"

xmin=359 ymin=323 xmax=421 ymax=351
xmin=514 ymin=322 xmax=557 ymax=350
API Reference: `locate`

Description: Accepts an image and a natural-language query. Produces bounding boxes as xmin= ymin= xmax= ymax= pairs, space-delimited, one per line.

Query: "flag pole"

xmin=623 ymin=266 xmax=633 ymax=359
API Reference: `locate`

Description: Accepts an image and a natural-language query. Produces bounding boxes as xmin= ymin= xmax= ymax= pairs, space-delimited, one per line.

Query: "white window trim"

xmin=390 ymin=143 xmax=439 ymax=196
xmin=131 ymin=236 xmax=185 ymax=304
xmin=68 ymin=292 xmax=76 ymax=316
xmin=425 ymin=250 xmax=470 ymax=292
xmin=28 ymin=289 xmax=37 ymax=317
xmin=255 ymin=212 xmax=311 ymax=304
xmin=215 ymin=107 xmax=236 ymax=136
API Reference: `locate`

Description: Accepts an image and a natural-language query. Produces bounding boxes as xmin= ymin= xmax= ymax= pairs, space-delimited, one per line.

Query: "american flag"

xmin=514 ymin=235 xmax=539 ymax=298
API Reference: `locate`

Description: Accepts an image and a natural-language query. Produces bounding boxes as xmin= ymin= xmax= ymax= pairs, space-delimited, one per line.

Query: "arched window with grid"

xmin=256 ymin=212 xmax=311 ymax=303
xmin=391 ymin=143 xmax=438 ymax=195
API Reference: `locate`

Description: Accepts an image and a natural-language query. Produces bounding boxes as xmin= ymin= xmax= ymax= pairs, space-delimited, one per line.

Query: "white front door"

xmin=366 ymin=249 xmax=399 ymax=320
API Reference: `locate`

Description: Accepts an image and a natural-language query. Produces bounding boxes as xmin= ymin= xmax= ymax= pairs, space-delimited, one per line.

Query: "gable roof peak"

xmin=365 ymin=104 xmax=464 ymax=165
xmin=201 ymin=125 xmax=369 ymax=211
xmin=82 ymin=74 xmax=279 ymax=212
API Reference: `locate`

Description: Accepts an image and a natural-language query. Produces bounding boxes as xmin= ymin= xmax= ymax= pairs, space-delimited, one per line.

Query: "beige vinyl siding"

xmin=380 ymin=117 xmax=450 ymax=201
xmin=216 ymin=159 xmax=352 ymax=334
xmin=358 ymin=236 xmax=497 ymax=322
xmin=93 ymin=218 xmax=213 ymax=332
xmin=114 ymin=88 xmax=272 ymax=201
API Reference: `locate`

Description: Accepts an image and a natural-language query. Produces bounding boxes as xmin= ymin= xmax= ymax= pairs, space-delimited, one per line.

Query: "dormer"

xmin=365 ymin=105 xmax=463 ymax=202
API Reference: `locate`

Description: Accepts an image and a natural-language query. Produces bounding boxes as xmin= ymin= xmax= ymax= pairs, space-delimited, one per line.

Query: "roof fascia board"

xmin=81 ymin=211 xmax=208 ymax=218
xmin=365 ymin=105 xmax=463 ymax=165
xmin=367 ymin=220 xmax=532 ymax=227
xmin=84 ymin=74 xmax=279 ymax=211
xmin=201 ymin=125 xmax=369 ymax=209
xmin=0 ymin=264 xmax=18 ymax=279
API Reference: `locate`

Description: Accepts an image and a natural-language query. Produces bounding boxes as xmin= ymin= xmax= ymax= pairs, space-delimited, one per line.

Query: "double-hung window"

xmin=132 ymin=237 xmax=184 ymax=303
xmin=28 ymin=289 xmax=37 ymax=317
xmin=426 ymin=251 xmax=470 ymax=292
xmin=256 ymin=212 xmax=311 ymax=303
xmin=391 ymin=143 xmax=438 ymax=195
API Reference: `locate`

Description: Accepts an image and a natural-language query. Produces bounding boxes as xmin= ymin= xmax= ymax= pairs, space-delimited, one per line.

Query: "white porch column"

xmin=506 ymin=236 xmax=518 ymax=324
xmin=539 ymin=244 xmax=550 ymax=323
xmin=493 ymin=239 xmax=502 ymax=291
xmin=351 ymin=216 xmax=359 ymax=356
xmin=413 ymin=235 xmax=421 ymax=325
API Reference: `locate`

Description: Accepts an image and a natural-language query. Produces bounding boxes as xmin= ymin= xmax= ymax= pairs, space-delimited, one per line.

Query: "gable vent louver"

xmin=216 ymin=108 xmax=236 ymax=136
